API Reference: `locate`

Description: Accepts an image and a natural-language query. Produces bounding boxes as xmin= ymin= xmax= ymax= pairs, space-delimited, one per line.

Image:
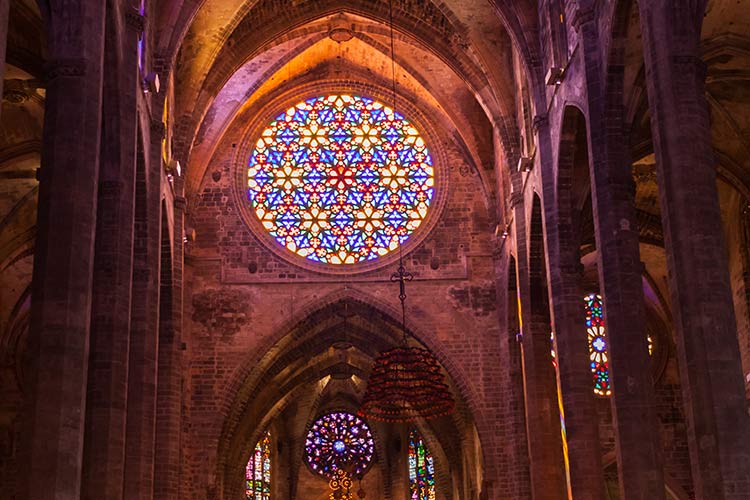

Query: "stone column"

xmin=0 ymin=0 xmax=9 ymax=123
xmin=124 ymin=112 xmax=165 ymax=498
xmin=510 ymin=173 xmax=567 ymax=500
xmin=638 ymin=2 xmax=750 ymax=498
xmin=537 ymin=114 xmax=604 ymax=500
xmin=154 ymin=173 xmax=186 ymax=499
xmin=492 ymin=246 xmax=531 ymax=500
xmin=21 ymin=2 xmax=106 ymax=499
xmin=575 ymin=4 xmax=666 ymax=499
xmin=80 ymin=5 xmax=140 ymax=499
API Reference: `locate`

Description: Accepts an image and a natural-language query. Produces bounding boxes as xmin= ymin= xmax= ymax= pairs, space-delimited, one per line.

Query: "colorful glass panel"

xmin=408 ymin=429 xmax=435 ymax=500
xmin=245 ymin=430 xmax=271 ymax=500
xmin=585 ymin=293 xmax=611 ymax=396
xmin=247 ymin=95 xmax=434 ymax=265
xmin=551 ymin=296 xmax=655 ymax=397
xmin=304 ymin=412 xmax=374 ymax=478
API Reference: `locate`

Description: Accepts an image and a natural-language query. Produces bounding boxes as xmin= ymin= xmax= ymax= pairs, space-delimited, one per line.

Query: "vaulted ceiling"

xmin=159 ymin=0 xmax=540 ymax=197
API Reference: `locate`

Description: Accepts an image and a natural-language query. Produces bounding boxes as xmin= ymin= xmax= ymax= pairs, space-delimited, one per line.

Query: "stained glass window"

xmin=304 ymin=412 xmax=374 ymax=478
xmin=551 ymin=295 xmax=655 ymax=397
xmin=408 ymin=429 xmax=435 ymax=500
xmin=247 ymin=95 xmax=434 ymax=265
xmin=246 ymin=430 xmax=271 ymax=500
xmin=585 ymin=293 xmax=611 ymax=396
xmin=584 ymin=294 xmax=657 ymax=397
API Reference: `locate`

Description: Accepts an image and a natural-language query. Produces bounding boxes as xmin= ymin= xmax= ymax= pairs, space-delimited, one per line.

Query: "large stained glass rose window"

xmin=304 ymin=412 xmax=375 ymax=478
xmin=247 ymin=95 xmax=434 ymax=265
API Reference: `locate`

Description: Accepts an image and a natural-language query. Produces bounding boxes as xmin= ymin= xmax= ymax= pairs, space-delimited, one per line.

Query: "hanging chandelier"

xmin=358 ymin=263 xmax=455 ymax=422
xmin=358 ymin=0 xmax=455 ymax=423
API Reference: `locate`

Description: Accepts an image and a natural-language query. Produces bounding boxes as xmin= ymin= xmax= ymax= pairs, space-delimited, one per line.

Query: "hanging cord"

xmin=389 ymin=0 xmax=397 ymax=112
xmin=390 ymin=262 xmax=413 ymax=345
xmin=387 ymin=0 xmax=413 ymax=346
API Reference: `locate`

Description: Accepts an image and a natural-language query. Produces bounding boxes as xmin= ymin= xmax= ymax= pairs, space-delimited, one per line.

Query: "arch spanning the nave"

xmin=1 ymin=1 xmax=749 ymax=499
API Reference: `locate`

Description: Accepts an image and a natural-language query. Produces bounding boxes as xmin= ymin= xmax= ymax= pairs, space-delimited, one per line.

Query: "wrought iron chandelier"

xmin=358 ymin=0 xmax=455 ymax=424
xmin=358 ymin=263 xmax=455 ymax=422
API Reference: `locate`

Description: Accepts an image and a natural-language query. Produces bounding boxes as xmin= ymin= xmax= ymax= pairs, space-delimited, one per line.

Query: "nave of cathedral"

xmin=1 ymin=0 xmax=749 ymax=499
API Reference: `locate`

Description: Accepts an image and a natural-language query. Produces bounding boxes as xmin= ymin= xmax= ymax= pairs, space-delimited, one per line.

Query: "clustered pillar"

xmin=21 ymin=3 xmax=107 ymax=499
xmin=123 ymin=94 xmax=165 ymax=499
xmin=19 ymin=4 xmax=179 ymax=500
xmin=527 ymin=3 xmax=750 ymax=500
xmin=537 ymin=112 xmax=605 ymax=500
xmin=153 ymin=169 xmax=186 ymax=500
xmin=576 ymin=4 xmax=666 ymax=499
xmin=510 ymin=169 xmax=568 ymax=500
xmin=638 ymin=1 xmax=750 ymax=498
xmin=81 ymin=8 xmax=140 ymax=499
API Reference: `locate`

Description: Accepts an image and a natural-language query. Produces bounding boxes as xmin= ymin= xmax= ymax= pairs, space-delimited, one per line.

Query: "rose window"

xmin=247 ymin=95 xmax=434 ymax=265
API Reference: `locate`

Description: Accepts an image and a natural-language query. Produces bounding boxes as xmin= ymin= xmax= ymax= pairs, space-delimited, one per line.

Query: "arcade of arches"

xmin=1 ymin=1 xmax=750 ymax=499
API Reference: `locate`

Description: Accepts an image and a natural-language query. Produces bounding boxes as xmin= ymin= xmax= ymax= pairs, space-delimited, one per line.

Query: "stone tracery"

xmin=247 ymin=94 xmax=434 ymax=265
xmin=1 ymin=1 xmax=749 ymax=500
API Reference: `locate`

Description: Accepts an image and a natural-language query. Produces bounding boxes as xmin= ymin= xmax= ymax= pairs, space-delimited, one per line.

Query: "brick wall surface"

xmin=2 ymin=1 xmax=749 ymax=500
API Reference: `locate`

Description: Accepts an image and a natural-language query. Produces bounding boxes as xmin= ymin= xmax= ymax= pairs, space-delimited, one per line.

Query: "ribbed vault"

xmin=160 ymin=0 xmax=535 ymax=204
xmin=214 ymin=296 xmax=481 ymax=500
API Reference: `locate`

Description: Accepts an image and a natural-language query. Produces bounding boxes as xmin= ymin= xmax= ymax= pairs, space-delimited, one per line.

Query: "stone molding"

xmin=150 ymin=120 xmax=166 ymax=144
xmin=174 ymin=195 xmax=187 ymax=211
xmin=532 ymin=113 xmax=548 ymax=134
xmin=672 ymin=54 xmax=708 ymax=81
xmin=44 ymin=59 xmax=87 ymax=81
xmin=509 ymin=191 xmax=524 ymax=209
xmin=125 ymin=11 xmax=145 ymax=33
xmin=571 ymin=6 xmax=595 ymax=31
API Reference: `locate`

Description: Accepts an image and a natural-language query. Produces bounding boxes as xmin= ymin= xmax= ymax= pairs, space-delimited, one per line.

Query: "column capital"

xmin=672 ymin=54 xmax=707 ymax=80
xmin=558 ymin=263 xmax=584 ymax=277
xmin=150 ymin=120 xmax=166 ymax=144
xmin=509 ymin=191 xmax=524 ymax=209
xmin=125 ymin=11 xmax=145 ymax=33
xmin=532 ymin=114 xmax=548 ymax=134
xmin=44 ymin=59 xmax=87 ymax=81
xmin=571 ymin=5 xmax=596 ymax=31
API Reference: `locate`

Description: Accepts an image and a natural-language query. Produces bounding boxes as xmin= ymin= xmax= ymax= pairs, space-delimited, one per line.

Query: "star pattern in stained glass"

xmin=304 ymin=412 xmax=374 ymax=478
xmin=247 ymin=95 xmax=434 ymax=265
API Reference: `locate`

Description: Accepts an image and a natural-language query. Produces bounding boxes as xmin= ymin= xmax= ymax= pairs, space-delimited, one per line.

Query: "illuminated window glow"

xmin=585 ymin=293 xmax=611 ymax=396
xmin=246 ymin=431 xmax=271 ymax=500
xmin=304 ymin=412 xmax=374 ymax=478
xmin=551 ymin=295 xmax=656 ymax=397
xmin=408 ymin=429 xmax=435 ymax=500
xmin=247 ymin=95 xmax=434 ymax=265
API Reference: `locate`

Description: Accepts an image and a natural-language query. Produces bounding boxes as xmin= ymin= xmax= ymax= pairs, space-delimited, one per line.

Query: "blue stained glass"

xmin=357 ymin=169 xmax=377 ymax=184
xmin=293 ymin=108 xmax=309 ymax=123
xmin=345 ymin=107 xmax=361 ymax=122
xmin=585 ymin=294 xmax=611 ymax=397
xmin=346 ymin=150 xmax=362 ymax=163
xmin=247 ymin=95 xmax=434 ymax=265
xmin=383 ymin=128 xmax=400 ymax=143
xmin=409 ymin=430 xmax=435 ymax=500
xmin=318 ymin=107 xmax=335 ymax=124
xmin=304 ymin=412 xmax=374 ymax=478
xmin=346 ymin=190 xmax=363 ymax=205
xmin=332 ymin=128 xmax=349 ymax=143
